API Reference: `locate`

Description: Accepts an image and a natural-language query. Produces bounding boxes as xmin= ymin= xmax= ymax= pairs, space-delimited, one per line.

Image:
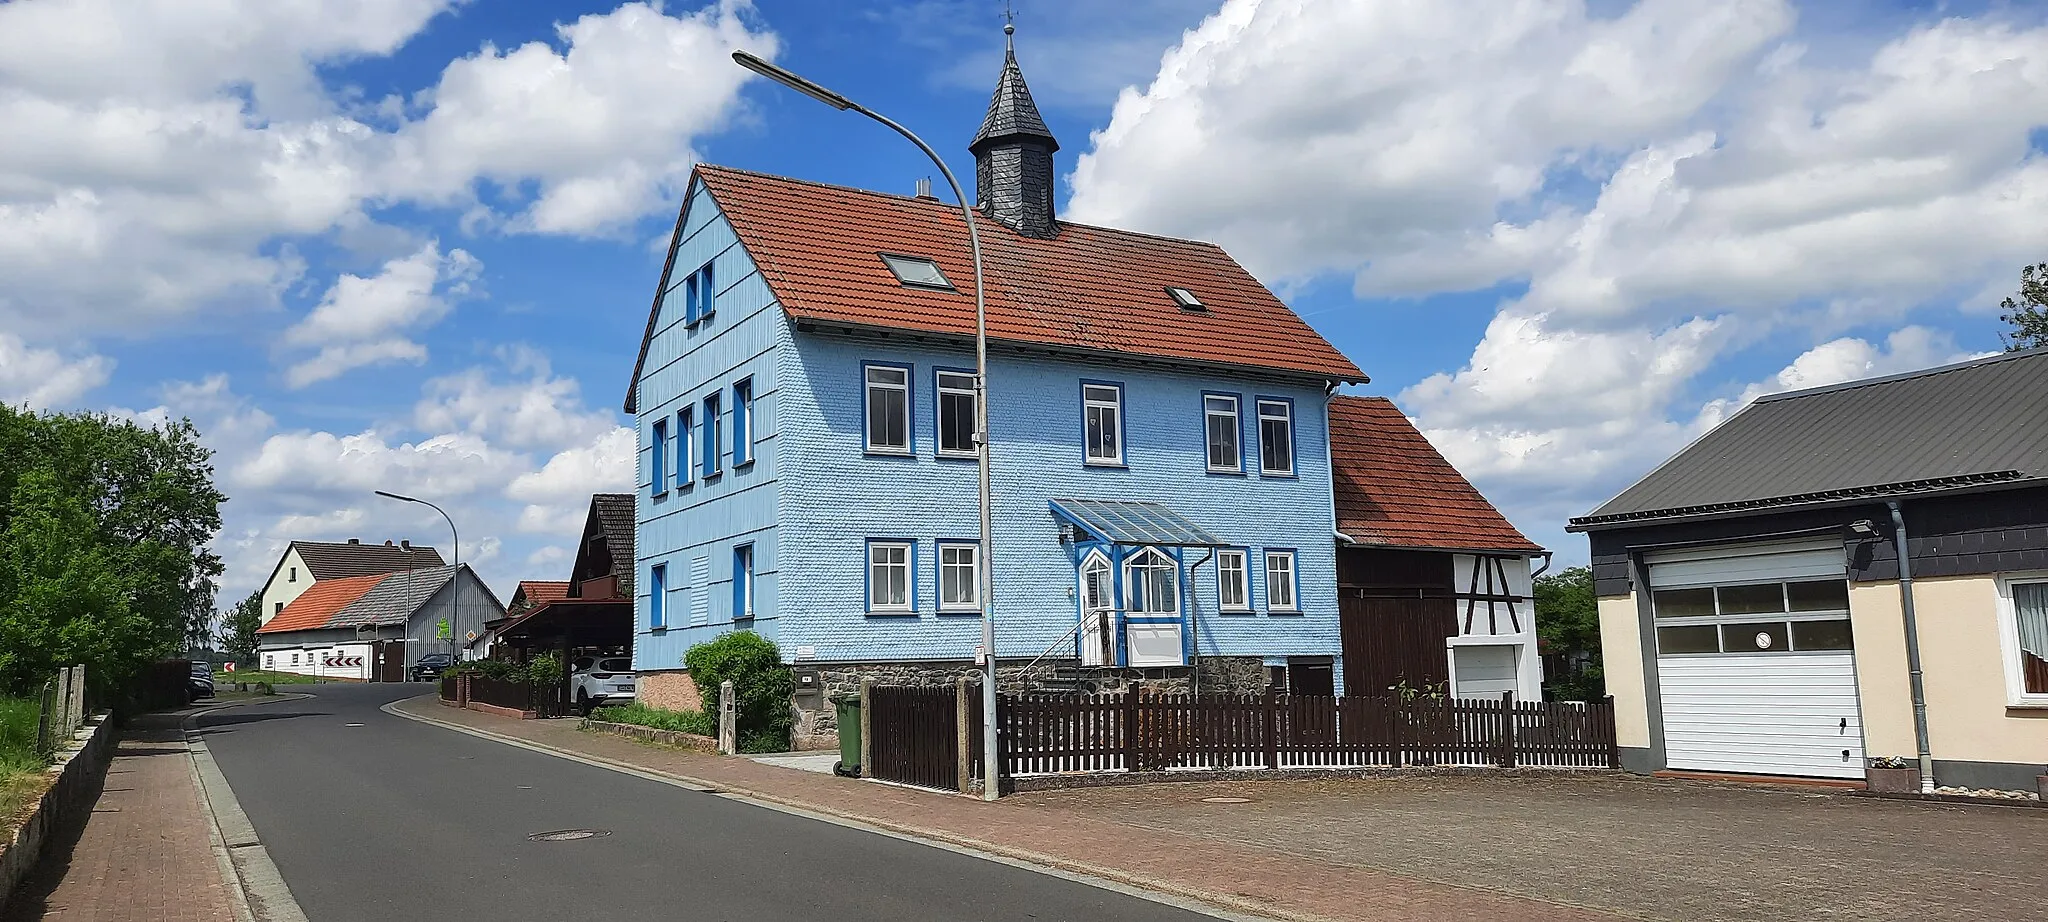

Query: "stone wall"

xmin=786 ymin=656 xmax=1273 ymax=747
xmin=638 ymin=669 xmax=703 ymax=713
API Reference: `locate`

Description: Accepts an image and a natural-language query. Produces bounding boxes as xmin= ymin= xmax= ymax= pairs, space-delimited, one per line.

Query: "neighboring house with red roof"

xmin=256 ymin=538 xmax=444 ymax=627
xmin=256 ymin=564 xmax=504 ymax=680
xmin=1327 ymin=396 xmax=1547 ymax=702
xmin=508 ymin=580 xmax=571 ymax=617
xmin=624 ymin=32 xmax=1376 ymax=742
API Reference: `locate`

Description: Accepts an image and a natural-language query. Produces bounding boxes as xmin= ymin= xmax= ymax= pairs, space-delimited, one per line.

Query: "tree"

xmin=222 ymin=589 xmax=263 ymax=666
xmin=0 ymin=406 xmax=225 ymax=695
xmin=1533 ymin=566 xmax=1603 ymax=701
xmin=1999 ymin=262 xmax=2048 ymax=352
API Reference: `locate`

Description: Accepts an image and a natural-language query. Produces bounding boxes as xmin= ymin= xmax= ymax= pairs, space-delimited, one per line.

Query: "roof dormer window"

xmin=1167 ymin=287 xmax=1205 ymax=311
xmin=881 ymin=254 xmax=953 ymax=290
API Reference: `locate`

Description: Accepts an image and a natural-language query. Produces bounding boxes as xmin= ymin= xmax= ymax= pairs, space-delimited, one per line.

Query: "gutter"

xmin=1887 ymin=500 xmax=1936 ymax=793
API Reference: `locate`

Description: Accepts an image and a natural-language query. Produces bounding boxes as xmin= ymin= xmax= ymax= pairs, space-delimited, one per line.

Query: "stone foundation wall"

xmin=638 ymin=669 xmax=703 ymax=713
xmin=787 ymin=656 xmax=1272 ymax=745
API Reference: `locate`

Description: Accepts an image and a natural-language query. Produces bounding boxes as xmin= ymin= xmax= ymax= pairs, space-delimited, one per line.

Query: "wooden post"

xmin=1501 ymin=692 xmax=1517 ymax=768
xmin=858 ymin=678 xmax=874 ymax=780
xmin=718 ymin=679 xmax=737 ymax=755
xmin=1604 ymin=695 xmax=1620 ymax=769
xmin=1121 ymin=687 xmax=1139 ymax=773
xmin=954 ymin=677 xmax=973 ymax=793
xmin=1262 ymin=691 xmax=1280 ymax=770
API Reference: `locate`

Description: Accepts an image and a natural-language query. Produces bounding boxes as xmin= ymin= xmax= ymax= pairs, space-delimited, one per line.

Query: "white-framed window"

xmin=289 ymin=566 xmax=297 ymax=582
xmin=290 ymin=652 xmax=300 ymax=666
xmin=1217 ymin=549 xmax=1250 ymax=611
xmin=649 ymin=563 xmax=667 ymax=629
xmin=867 ymin=541 xmax=913 ymax=612
xmin=732 ymin=378 xmax=754 ymax=467
xmin=1999 ymin=575 xmax=2048 ymax=704
xmin=1204 ymin=394 xmax=1241 ymax=472
xmin=1125 ymin=547 xmax=1178 ymax=615
xmin=1257 ymin=399 xmax=1294 ymax=475
xmin=864 ymin=365 xmax=911 ymax=454
xmin=1649 ymin=579 xmax=1853 ymax=655
xmin=1082 ymin=383 xmax=1123 ymax=465
xmin=733 ymin=546 xmax=754 ymax=620
xmin=938 ymin=542 xmax=979 ymax=612
xmin=1265 ymin=550 xmax=1298 ymax=612
xmin=1079 ymin=553 xmax=1113 ymax=612
xmin=263 ymin=654 xmax=274 ymax=669
xmin=936 ymin=371 xmax=978 ymax=458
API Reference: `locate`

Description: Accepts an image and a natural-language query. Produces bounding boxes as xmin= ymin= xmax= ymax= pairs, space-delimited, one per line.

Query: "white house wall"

xmin=1448 ymin=554 xmax=1542 ymax=699
xmin=259 ymin=547 xmax=312 ymax=626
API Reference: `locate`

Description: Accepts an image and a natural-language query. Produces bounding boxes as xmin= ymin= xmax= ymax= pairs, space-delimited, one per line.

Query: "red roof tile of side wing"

xmin=1329 ymin=395 xmax=1542 ymax=554
xmin=257 ymin=572 xmax=392 ymax=634
xmin=621 ymin=166 xmax=1363 ymax=412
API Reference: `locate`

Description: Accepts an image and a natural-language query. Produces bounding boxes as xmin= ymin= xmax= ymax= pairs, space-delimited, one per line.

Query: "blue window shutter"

xmin=701 ymin=263 xmax=716 ymax=320
xmin=684 ymin=273 xmax=699 ymax=325
xmin=650 ymin=420 xmax=668 ymax=495
xmin=650 ymin=564 xmax=666 ymax=629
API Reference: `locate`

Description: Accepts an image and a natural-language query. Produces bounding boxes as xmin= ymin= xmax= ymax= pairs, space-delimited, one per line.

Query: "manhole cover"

xmin=527 ymin=828 xmax=611 ymax=842
xmin=1200 ymin=796 xmax=1253 ymax=804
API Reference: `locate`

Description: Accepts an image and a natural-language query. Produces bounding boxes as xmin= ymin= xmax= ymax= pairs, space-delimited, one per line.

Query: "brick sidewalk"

xmin=396 ymin=697 xmax=1620 ymax=922
xmin=3 ymin=715 xmax=238 ymax=922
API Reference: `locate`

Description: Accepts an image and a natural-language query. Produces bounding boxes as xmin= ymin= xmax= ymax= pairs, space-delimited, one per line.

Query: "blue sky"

xmin=2 ymin=0 xmax=2045 ymax=604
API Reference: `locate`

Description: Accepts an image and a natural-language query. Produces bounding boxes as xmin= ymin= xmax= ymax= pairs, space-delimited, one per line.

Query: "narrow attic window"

xmin=1167 ymin=287 xmax=1205 ymax=311
xmin=881 ymin=254 xmax=953 ymax=290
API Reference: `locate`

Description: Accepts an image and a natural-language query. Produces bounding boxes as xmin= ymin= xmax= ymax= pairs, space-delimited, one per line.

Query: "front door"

xmin=1078 ymin=554 xmax=1115 ymax=666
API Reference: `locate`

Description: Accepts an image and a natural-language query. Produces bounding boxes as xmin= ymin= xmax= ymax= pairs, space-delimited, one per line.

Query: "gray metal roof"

xmin=969 ymin=40 xmax=1057 ymax=154
xmin=327 ymin=565 xmax=456 ymax=628
xmin=1051 ymin=498 xmax=1224 ymax=547
xmin=1574 ymin=348 xmax=2048 ymax=528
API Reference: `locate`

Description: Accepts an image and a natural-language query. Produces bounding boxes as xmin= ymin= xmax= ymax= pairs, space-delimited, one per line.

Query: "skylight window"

xmin=1167 ymin=287 xmax=1205 ymax=311
xmin=881 ymin=254 xmax=953 ymax=290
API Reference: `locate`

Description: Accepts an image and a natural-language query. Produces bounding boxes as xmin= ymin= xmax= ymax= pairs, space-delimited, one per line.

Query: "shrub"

xmin=589 ymin=701 xmax=715 ymax=736
xmin=524 ymin=653 xmax=564 ymax=687
xmin=683 ymin=631 xmax=793 ymax=753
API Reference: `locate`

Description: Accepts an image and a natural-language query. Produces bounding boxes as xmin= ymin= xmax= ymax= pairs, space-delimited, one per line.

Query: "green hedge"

xmin=589 ymin=701 xmax=715 ymax=736
xmin=684 ymin=632 xmax=793 ymax=753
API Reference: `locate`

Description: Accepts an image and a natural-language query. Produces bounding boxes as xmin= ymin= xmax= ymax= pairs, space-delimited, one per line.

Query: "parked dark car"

xmin=410 ymin=653 xmax=454 ymax=682
xmin=188 ymin=661 xmax=215 ymax=700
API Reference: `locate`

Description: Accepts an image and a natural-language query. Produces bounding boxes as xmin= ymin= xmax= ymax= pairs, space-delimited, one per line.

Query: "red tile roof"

xmin=513 ymin=580 xmax=571 ymax=607
xmin=626 ymin=166 xmax=1364 ymax=411
xmin=1329 ymin=395 xmax=1542 ymax=554
xmin=258 ymin=573 xmax=391 ymax=634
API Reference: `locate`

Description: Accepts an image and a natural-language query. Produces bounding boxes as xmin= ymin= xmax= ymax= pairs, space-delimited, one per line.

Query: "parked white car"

xmin=569 ymin=656 xmax=636 ymax=715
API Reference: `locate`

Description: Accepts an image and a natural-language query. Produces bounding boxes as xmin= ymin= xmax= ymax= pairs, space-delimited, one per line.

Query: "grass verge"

xmin=217 ymin=670 xmax=318 ymax=685
xmin=589 ymin=701 xmax=716 ymax=736
xmin=0 ymin=697 xmax=50 ymax=825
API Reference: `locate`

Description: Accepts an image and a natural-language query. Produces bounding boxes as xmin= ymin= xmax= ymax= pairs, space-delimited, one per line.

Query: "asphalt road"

xmin=198 ymin=684 xmax=1221 ymax=922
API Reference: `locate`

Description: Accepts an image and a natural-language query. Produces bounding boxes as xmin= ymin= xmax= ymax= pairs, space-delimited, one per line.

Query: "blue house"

xmin=622 ymin=40 xmax=1367 ymax=742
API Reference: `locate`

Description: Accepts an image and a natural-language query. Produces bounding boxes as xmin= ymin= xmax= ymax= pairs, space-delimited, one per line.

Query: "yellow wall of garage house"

xmin=1850 ymin=576 xmax=2048 ymax=767
xmin=1598 ymin=594 xmax=1651 ymax=748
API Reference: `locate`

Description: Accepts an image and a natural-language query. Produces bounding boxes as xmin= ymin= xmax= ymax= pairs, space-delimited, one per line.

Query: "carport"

xmin=488 ymin=598 xmax=633 ymax=672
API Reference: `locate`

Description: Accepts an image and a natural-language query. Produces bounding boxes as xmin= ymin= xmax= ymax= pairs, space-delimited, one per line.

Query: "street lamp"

xmin=375 ymin=490 xmax=461 ymax=670
xmin=732 ymin=50 xmax=1002 ymax=799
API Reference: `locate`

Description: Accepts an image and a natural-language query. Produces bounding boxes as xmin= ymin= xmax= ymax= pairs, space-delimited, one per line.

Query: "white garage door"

xmin=1648 ymin=539 xmax=1865 ymax=779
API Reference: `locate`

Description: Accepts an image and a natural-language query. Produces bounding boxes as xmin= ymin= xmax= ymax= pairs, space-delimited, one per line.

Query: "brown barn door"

xmin=1340 ymin=593 xmax=1457 ymax=697
xmin=373 ymin=640 xmax=407 ymax=683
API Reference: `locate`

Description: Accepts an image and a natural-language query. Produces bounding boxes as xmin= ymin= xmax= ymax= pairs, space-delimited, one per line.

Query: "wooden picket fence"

xmin=995 ymin=691 xmax=1617 ymax=776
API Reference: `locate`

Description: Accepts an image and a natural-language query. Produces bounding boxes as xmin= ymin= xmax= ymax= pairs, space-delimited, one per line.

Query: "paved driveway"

xmin=1018 ymin=772 xmax=2046 ymax=922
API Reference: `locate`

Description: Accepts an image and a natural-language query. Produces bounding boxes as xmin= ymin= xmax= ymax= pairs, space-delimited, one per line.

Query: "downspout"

xmin=1188 ymin=547 xmax=1215 ymax=695
xmin=1530 ymin=551 xmax=1554 ymax=580
xmin=1887 ymin=500 xmax=1935 ymax=793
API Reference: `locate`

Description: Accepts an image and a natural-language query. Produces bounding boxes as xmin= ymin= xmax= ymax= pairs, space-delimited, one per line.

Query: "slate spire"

xmin=970 ymin=23 xmax=1060 ymax=238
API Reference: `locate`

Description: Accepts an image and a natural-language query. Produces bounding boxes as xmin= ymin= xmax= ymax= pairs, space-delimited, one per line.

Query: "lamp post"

xmin=375 ymin=490 xmax=460 ymax=670
xmin=732 ymin=50 xmax=1002 ymax=799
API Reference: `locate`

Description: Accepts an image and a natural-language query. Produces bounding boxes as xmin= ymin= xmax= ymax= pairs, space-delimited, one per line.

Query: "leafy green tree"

xmin=2000 ymin=262 xmax=2048 ymax=352
xmin=0 ymin=407 xmax=225 ymax=696
xmin=222 ymin=589 xmax=263 ymax=666
xmin=1534 ymin=566 xmax=1604 ymax=701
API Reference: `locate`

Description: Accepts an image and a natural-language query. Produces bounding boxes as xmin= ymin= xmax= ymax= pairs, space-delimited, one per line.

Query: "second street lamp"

xmin=732 ymin=49 xmax=1003 ymax=800
xmin=375 ymin=490 xmax=461 ymax=668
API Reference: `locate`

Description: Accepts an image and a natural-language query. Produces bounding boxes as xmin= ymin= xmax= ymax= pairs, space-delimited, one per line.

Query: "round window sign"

xmin=1754 ymin=632 xmax=1774 ymax=650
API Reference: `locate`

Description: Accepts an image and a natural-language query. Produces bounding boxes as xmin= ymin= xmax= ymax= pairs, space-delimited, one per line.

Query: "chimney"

xmin=970 ymin=24 xmax=1059 ymax=239
xmin=384 ymin=539 xmax=393 ymax=546
xmin=914 ymin=177 xmax=935 ymax=200
xmin=347 ymin=538 xmax=360 ymax=544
